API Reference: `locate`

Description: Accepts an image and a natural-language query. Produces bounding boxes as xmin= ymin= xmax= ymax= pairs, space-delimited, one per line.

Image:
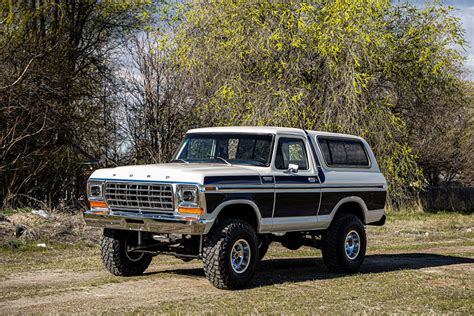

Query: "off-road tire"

xmin=100 ymin=229 xmax=152 ymax=276
xmin=321 ymin=214 xmax=366 ymax=273
xmin=203 ymin=219 xmax=258 ymax=290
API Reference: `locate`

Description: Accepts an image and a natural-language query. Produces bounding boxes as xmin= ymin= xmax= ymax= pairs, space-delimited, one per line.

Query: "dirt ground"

xmin=0 ymin=211 xmax=473 ymax=314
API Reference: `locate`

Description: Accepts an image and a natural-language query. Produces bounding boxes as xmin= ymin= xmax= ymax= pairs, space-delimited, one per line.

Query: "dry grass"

xmin=0 ymin=209 xmax=100 ymax=249
xmin=0 ymin=210 xmax=473 ymax=314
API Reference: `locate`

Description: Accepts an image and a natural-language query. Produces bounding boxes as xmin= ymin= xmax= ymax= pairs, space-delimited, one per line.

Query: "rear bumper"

xmin=83 ymin=210 xmax=211 ymax=235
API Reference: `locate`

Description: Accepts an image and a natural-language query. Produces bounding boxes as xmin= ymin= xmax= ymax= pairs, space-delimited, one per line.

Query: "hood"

xmin=89 ymin=163 xmax=264 ymax=184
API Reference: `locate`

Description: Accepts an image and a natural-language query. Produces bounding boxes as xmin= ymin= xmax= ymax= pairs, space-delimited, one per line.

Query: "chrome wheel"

xmin=230 ymin=239 xmax=251 ymax=274
xmin=345 ymin=230 xmax=360 ymax=260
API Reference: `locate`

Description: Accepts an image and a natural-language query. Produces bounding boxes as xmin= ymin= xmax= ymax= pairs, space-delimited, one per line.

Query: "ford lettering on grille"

xmin=104 ymin=182 xmax=174 ymax=213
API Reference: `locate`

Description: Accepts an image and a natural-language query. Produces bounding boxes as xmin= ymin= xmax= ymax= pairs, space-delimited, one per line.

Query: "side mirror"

xmin=287 ymin=163 xmax=299 ymax=174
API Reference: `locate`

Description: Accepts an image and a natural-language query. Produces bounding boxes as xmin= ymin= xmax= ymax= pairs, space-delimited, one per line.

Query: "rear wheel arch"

xmin=331 ymin=197 xmax=368 ymax=224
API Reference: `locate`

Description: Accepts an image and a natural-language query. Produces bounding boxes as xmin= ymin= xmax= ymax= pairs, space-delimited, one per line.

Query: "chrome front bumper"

xmin=83 ymin=211 xmax=211 ymax=235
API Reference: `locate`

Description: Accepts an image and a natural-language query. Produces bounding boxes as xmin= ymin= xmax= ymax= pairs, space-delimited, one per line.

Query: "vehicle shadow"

xmin=150 ymin=253 xmax=474 ymax=288
xmin=252 ymin=253 xmax=474 ymax=287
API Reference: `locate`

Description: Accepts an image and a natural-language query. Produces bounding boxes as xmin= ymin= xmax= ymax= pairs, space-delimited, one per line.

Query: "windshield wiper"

xmin=213 ymin=156 xmax=231 ymax=166
xmin=171 ymin=158 xmax=189 ymax=164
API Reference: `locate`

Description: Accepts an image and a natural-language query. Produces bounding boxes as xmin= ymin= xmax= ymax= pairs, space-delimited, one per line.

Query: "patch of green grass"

xmin=370 ymin=240 xmax=474 ymax=253
xmin=0 ymin=239 xmax=97 ymax=253
xmin=385 ymin=210 xmax=473 ymax=221
xmin=0 ymin=239 xmax=49 ymax=252
xmin=0 ymin=208 xmax=32 ymax=217
xmin=0 ymin=243 xmax=101 ymax=278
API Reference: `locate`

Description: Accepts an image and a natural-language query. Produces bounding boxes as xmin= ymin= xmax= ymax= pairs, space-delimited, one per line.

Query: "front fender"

xmin=202 ymin=199 xmax=263 ymax=233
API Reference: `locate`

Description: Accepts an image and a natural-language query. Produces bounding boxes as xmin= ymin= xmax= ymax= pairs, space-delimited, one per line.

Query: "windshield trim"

xmin=172 ymin=132 xmax=275 ymax=167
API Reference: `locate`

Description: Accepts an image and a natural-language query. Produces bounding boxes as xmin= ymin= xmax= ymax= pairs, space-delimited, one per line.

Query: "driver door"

xmin=271 ymin=135 xmax=321 ymax=231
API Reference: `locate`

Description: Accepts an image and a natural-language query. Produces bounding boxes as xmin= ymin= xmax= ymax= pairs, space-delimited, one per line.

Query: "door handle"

xmin=308 ymin=177 xmax=316 ymax=183
xmin=262 ymin=176 xmax=274 ymax=183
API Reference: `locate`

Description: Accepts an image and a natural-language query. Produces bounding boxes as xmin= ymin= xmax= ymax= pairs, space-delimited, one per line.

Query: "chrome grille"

xmin=104 ymin=182 xmax=174 ymax=213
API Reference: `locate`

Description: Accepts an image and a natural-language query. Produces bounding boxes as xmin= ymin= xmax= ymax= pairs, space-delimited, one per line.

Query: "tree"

xmin=118 ymin=30 xmax=195 ymax=165
xmin=171 ymin=0 xmax=468 ymax=206
xmin=1 ymin=0 xmax=470 ymax=209
xmin=387 ymin=2 xmax=471 ymax=188
xmin=0 ymin=0 xmax=152 ymax=208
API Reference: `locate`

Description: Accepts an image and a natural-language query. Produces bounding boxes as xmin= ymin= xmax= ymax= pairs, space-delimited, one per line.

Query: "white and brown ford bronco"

xmin=84 ymin=127 xmax=387 ymax=289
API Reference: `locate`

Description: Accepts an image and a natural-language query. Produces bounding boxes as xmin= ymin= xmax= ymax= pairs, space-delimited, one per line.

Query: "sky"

xmin=411 ymin=0 xmax=474 ymax=80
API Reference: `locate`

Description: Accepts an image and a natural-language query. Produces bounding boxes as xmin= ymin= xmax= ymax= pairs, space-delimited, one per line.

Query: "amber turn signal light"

xmin=90 ymin=200 xmax=108 ymax=209
xmin=177 ymin=207 xmax=204 ymax=215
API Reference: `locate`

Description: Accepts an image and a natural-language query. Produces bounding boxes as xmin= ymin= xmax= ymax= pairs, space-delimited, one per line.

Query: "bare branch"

xmin=0 ymin=54 xmax=41 ymax=90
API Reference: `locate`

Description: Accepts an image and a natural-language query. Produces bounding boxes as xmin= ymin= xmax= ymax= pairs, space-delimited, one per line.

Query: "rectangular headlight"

xmin=87 ymin=181 xmax=104 ymax=199
xmin=176 ymin=185 xmax=199 ymax=207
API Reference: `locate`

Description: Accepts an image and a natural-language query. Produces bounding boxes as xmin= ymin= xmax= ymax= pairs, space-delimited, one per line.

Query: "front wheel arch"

xmin=210 ymin=201 xmax=261 ymax=232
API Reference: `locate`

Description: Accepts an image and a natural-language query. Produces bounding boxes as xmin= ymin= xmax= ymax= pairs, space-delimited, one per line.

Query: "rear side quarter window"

xmin=317 ymin=137 xmax=370 ymax=168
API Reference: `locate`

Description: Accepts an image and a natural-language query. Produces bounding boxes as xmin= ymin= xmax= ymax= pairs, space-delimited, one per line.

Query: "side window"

xmin=328 ymin=140 xmax=347 ymax=165
xmin=344 ymin=141 xmax=369 ymax=165
xmin=317 ymin=137 xmax=369 ymax=167
xmin=275 ymin=138 xmax=309 ymax=170
xmin=318 ymin=139 xmax=332 ymax=165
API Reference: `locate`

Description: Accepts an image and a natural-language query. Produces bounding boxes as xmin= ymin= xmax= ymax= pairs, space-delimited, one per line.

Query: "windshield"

xmin=173 ymin=133 xmax=274 ymax=166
